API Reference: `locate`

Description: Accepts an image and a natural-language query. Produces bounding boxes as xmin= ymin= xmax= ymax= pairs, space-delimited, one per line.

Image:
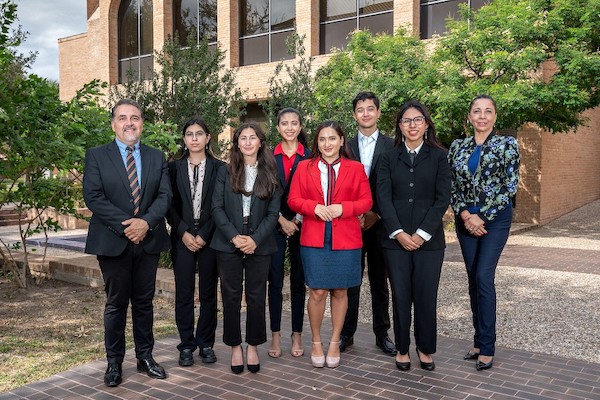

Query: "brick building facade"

xmin=58 ymin=0 xmax=600 ymax=224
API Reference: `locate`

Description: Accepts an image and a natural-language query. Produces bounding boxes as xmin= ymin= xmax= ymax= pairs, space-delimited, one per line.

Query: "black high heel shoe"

xmin=476 ymin=357 xmax=493 ymax=371
xmin=463 ymin=350 xmax=480 ymax=360
xmin=246 ymin=345 xmax=260 ymax=373
xmin=395 ymin=353 xmax=411 ymax=371
xmin=231 ymin=345 xmax=244 ymax=374
xmin=416 ymin=348 xmax=435 ymax=371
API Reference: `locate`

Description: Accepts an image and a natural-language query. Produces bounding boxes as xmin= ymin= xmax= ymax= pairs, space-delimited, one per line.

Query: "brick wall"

xmin=538 ymin=107 xmax=600 ymax=224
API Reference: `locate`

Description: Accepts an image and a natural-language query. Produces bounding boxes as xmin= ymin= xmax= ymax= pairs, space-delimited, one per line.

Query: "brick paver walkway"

xmin=3 ymin=310 xmax=600 ymax=400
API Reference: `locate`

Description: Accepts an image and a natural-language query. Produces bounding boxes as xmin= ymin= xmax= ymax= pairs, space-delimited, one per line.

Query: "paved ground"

xmin=1 ymin=201 xmax=599 ymax=399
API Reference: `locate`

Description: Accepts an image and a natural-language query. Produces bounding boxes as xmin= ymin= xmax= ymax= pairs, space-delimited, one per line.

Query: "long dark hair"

xmin=228 ymin=121 xmax=278 ymax=199
xmin=394 ymin=100 xmax=444 ymax=149
xmin=277 ymin=107 xmax=309 ymax=148
xmin=309 ymin=121 xmax=352 ymax=162
xmin=176 ymin=117 xmax=216 ymax=160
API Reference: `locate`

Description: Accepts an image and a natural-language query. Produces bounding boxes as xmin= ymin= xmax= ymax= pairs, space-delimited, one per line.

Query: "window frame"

xmin=239 ymin=0 xmax=296 ymax=66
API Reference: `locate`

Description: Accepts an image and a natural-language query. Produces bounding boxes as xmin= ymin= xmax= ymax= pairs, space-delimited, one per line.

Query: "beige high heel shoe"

xmin=326 ymin=341 xmax=340 ymax=368
xmin=311 ymin=342 xmax=325 ymax=368
xmin=291 ymin=332 xmax=304 ymax=357
xmin=268 ymin=331 xmax=281 ymax=358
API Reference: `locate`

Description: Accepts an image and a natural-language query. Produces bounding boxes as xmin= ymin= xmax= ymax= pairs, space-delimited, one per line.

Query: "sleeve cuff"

xmin=416 ymin=228 xmax=432 ymax=242
xmin=389 ymin=228 xmax=403 ymax=239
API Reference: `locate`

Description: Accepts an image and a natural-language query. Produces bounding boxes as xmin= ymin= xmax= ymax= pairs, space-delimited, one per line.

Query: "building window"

xmin=174 ymin=0 xmax=217 ymax=46
xmin=420 ymin=0 xmax=489 ymax=39
xmin=118 ymin=0 xmax=153 ymax=83
xmin=239 ymin=0 xmax=295 ymax=66
xmin=319 ymin=0 xmax=393 ymax=54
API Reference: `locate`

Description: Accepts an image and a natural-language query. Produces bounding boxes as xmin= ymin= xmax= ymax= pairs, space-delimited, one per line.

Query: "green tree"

xmin=110 ymin=34 xmax=246 ymax=156
xmin=261 ymin=33 xmax=319 ymax=146
xmin=309 ymin=0 xmax=600 ymax=143
xmin=428 ymin=0 xmax=600 ymax=139
xmin=312 ymin=28 xmax=436 ymax=138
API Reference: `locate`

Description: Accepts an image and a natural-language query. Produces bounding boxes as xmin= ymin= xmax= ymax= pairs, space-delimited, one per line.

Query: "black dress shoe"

xmin=339 ymin=335 xmax=354 ymax=352
xmin=200 ymin=347 xmax=217 ymax=364
xmin=231 ymin=364 xmax=244 ymax=374
xmin=416 ymin=349 xmax=435 ymax=371
xmin=376 ymin=335 xmax=397 ymax=356
xmin=463 ymin=350 xmax=480 ymax=360
xmin=476 ymin=359 xmax=493 ymax=371
xmin=247 ymin=363 xmax=260 ymax=373
xmin=137 ymin=358 xmax=167 ymax=379
xmin=179 ymin=349 xmax=194 ymax=367
xmin=395 ymin=360 xmax=411 ymax=371
xmin=104 ymin=362 xmax=122 ymax=387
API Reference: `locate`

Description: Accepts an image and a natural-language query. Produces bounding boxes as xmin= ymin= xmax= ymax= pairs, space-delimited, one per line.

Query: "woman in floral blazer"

xmin=448 ymin=95 xmax=520 ymax=372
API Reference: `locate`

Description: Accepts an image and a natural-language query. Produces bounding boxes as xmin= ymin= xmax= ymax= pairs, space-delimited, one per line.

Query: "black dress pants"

xmin=172 ymin=242 xmax=218 ymax=351
xmin=98 ymin=243 xmax=159 ymax=363
xmin=342 ymin=225 xmax=391 ymax=339
xmin=383 ymin=248 xmax=443 ymax=355
xmin=217 ymin=251 xmax=270 ymax=346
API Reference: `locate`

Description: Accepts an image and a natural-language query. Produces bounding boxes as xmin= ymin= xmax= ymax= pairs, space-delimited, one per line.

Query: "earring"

xmin=424 ymin=127 xmax=428 ymax=140
xmin=401 ymin=135 xmax=405 ymax=143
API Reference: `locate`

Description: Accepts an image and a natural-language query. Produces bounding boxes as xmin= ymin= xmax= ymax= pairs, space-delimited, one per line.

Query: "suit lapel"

xmin=349 ymin=136 xmax=360 ymax=161
xmin=413 ymin=144 xmax=430 ymax=167
xmin=140 ymin=144 xmax=150 ymax=200
xmin=372 ymin=134 xmax=387 ymax=167
xmin=309 ymin=160 xmax=324 ymax=200
xmin=178 ymin=158 xmax=193 ymax=210
xmin=107 ymin=141 xmax=131 ymax=193
xmin=333 ymin=158 xmax=349 ymax=199
xmin=275 ymin=154 xmax=286 ymax=189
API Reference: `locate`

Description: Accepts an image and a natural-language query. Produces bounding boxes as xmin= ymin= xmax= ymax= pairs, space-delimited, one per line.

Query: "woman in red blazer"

xmin=288 ymin=121 xmax=372 ymax=369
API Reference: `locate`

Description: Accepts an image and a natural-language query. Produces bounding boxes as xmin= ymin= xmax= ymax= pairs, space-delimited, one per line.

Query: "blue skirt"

xmin=300 ymin=222 xmax=361 ymax=289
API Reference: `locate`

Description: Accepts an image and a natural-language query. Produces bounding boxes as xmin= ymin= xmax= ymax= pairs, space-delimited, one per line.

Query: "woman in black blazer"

xmin=211 ymin=121 xmax=281 ymax=374
xmin=268 ymin=108 xmax=311 ymax=359
xmin=167 ymin=117 xmax=224 ymax=367
xmin=377 ymin=100 xmax=451 ymax=371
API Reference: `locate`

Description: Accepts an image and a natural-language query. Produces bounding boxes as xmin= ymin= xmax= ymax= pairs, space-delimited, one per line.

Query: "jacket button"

xmin=409 ymin=183 xmax=414 ymax=187
xmin=409 ymin=168 xmax=414 ymax=173
xmin=408 ymin=198 xmax=413 ymax=203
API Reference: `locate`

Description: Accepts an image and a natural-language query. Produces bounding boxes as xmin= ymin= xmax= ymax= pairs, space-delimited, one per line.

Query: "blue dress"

xmin=300 ymin=222 xmax=361 ymax=289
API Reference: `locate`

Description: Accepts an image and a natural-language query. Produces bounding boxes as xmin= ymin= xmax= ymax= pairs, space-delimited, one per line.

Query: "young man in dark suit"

xmin=83 ymin=99 xmax=172 ymax=387
xmin=341 ymin=91 xmax=396 ymax=356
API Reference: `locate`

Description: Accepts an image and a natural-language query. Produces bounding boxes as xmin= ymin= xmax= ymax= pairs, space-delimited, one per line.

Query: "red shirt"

xmin=274 ymin=142 xmax=306 ymax=183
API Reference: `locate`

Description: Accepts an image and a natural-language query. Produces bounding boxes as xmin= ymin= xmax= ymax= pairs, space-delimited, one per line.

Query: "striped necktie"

xmin=126 ymin=146 xmax=140 ymax=215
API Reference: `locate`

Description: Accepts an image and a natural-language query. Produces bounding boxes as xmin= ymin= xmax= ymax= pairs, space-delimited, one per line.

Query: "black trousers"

xmin=268 ymin=230 xmax=305 ymax=333
xmin=98 ymin=243 xmax=159 ymax=363
xmin=342 ymin=225 xmax=391 ymax=339
xmin=217 ymin=251 xmax=270 ymax=346
xmin=171 ymin=241 xmax=218 ymax=351
xmin=384 ymin=248 xmax=444 ymax=355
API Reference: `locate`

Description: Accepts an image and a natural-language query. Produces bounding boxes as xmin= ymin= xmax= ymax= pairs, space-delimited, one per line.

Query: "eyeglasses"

xmin=185 ymin=131 xmax=207 ymax=139
xmin=399 ymin=116 xmax=426 ymax=127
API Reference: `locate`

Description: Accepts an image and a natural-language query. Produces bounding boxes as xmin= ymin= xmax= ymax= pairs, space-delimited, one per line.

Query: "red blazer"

xmin=288 ymin=157 xmax=372 ymax=250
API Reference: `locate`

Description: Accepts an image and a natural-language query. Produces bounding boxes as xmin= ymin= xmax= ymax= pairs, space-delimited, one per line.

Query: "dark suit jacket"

xmin=167 ymin=156 xmax=224 ymax=244
xmin=348 ymin=132 xmax=394 ymax=239
xmin=274 ymin=147 xmax=311 ymax=220
xmin=376 ymin=143 xmax=451 ymax=251
xmin=210 ymin=165 xmax=281 ymax=255
xmin=83 ymin=140 xmax=172 ymax=257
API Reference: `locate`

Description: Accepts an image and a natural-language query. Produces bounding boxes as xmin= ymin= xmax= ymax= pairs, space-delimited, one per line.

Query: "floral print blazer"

xmin=448 ymin=131 xmax=520 ymax=223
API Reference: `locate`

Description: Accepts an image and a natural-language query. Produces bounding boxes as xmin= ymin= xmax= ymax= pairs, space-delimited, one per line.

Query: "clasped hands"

xmin=461 ymin=211 xmax=488 ymax=237
xmin=279 ymin=216 xmax=299 ymax=237
xmin=182 ymin=232 xmax=207 ymax=252
xmin=231 ymin=234 xmax=257 ymax=254
xmin=314 ymin=204 xmax=343 ymax=221
xmin=122 ymin=218 xmax=149 ymax=244
xmin=394 ymin=231 xmax=425 ymax=251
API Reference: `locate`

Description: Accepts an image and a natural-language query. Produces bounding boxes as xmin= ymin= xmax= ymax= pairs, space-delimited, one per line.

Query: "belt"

xmin=242 ymin=216 xmax=249 ymax=225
